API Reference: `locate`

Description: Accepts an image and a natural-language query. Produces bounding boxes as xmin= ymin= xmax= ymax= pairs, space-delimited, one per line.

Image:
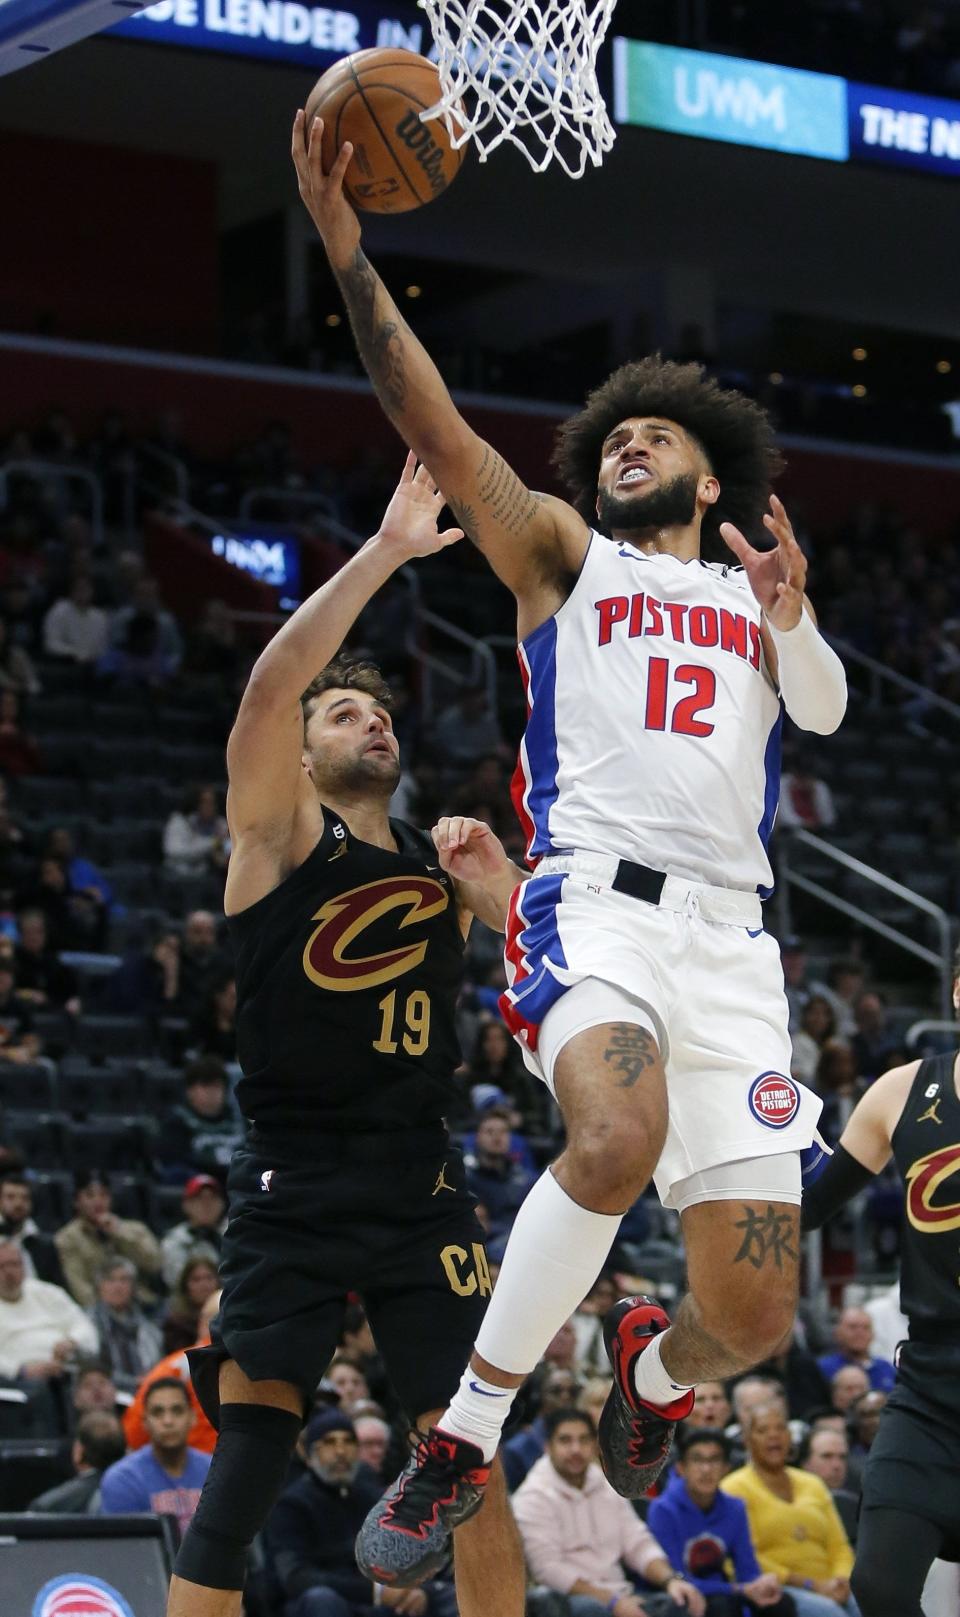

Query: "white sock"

xmin=441 ymin=1169 xmax=623 ymax=1459
xmin=629 ymin=1328 xmax=694 ymax=1408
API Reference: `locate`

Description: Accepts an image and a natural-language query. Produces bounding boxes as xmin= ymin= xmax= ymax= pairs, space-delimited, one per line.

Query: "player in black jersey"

xmin=167 ymin=455 xmax=526 ymax=1617
xmin=802 ymin=951 xmax=960 ymax=1617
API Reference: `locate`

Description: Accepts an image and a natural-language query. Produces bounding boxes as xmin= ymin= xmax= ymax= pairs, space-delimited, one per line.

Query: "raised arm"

xmin=291 ymin=112 xmax=589 ymax=623
xmin=801 ymin=1060 xmax=918 ymax=1230
xmin=226 ymin=456 xmax=462 ymax=847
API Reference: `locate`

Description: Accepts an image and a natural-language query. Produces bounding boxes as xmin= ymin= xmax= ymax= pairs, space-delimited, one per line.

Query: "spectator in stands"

xmin=512 ymin=1407 xmax=705 ymax=1615
xmin=160 ymin=1174 xmax=227 ymax=1290
xmin=55 ymin=1169 xmax=163 ymax=1310
xmin=463 ymin=1108 xmax=536 ymax=1240
xmin=325 ymin=1353 xmax=370 ymax=1416
xmin=42 ymin=576 xmax=110 ymax=668
xmin=571 ymin=1273 xmax=619 ymax=1379
xmin=0 ymin=614 xmax=40 ymax=696
xmin=109 ymin=574 xmax=183 ymax=671
xmin=686 ymin=1381 xmax=732 ymax=1433
xmin=185 ymin=599 xmax=240 ymax=682
xmin=721 ymin=1405 xmax=856 ymax=1615
xmin=0 ymin=1170 xmax=66 ymax=1285
xmin=0 ymin=1237 xmax=98 ymax=1425
xmin=87 ymin=1256 xmax=163 ymax=1392
xmin=648 ymin=1427 xmax=790 ymax=1615
xmin=819 ymin=959 xmax=866 ymax=1041
xmin=754 ymin=1324 xmax=831 ymax=1421
xmin=162 ymin=784 xmax=230 ymax=881
xmin=844 ymin=1391 xmax=886 ymax=1492
xmin=354 ymin=1412 xmax=391 ymax=1480
xmin=790 ymin=996 xmax=836 ymax=1087
xmin=578 ymin=1375 xmax=614 ymax=1436
xmin=123 ymin=1291 xmax=220 ymax=1457
xmin=813 ymin=1043 xmax=865 ymax=1140
xmin=71 ymin=1358 xmax=123 ymax=1421
xmin=432 ymin=683 xmax=505 ymax=765
xmin=267 ymin=1409 xmax=415 ymax=1617
xmin=0 ymin=689 xmax=41 ymax=778
xmin=42 ymin=828 xmax=115 ymax=919
xmin=818 ymin=1307 xmax=896 ymax=1394
xmin=107 ymin=925 xmax=182 ymax=1016
xmin=188 ymin=971 xmax=238 ymax=1063
xmin=778 ymin=752 xmax=836 ymax=832
xmin=18 ymin=853 xmax=107 ymax=953
xmin=155 ymin=1061 xmax=244 ymax=1184
xmin=176 ymin=909 xmax=229 ymax=1021
xmin=0 ymin=958 xmax=40 ymax=1063
xmin=829 ymin=1366 xmax=870 ymax=1417
xmin=800 ymin=1428 xmax=858 ymax=1546
xmin=463 ymin=1017 xmax=543 ymax=1132
xmin=14 ymin=907 xmax=79 ymax=1011
xmin=849 ymin=992 xmax=899 ymax=1081
xmin=726 ymin=1379 xmax=789 ymax=1468
xmin=29 ymin=1409 xmax=126 ymax=1514
xmin=503 ymin=1364 xmax=581 ymax=1491
xmin=0 ymin=1106 xmax=25 ymax=1174
xmin=779 ymin=936 xmax=824 ymax=1034
xmin=100 ymin=1375 xmax=211 ymax=1536
xmin=161 ymin=1255 xmax=220 ymax=1355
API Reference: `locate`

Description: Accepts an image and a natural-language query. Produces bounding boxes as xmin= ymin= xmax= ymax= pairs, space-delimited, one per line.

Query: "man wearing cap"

xmin=55 ymin=1170 xmax=162 ymax=1309
xmin=156 ymin=1058 xmax=246 ymax=1184
xmin=161 ymin=1176 xmax=227 ymax=1291
xmin=267 ymin=1408 xmax=456 ymax=1617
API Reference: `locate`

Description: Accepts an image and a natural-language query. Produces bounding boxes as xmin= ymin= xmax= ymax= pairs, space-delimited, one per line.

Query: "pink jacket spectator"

xmin=512 ymin=1453 xmax=666 ymax=1597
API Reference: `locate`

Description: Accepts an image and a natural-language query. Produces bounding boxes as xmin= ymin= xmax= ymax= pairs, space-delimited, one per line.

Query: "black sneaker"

xmin=598 ymin=1295 xmax=695 ymax=1498
xmin=355 ymin=1427 xmax=490 ymax=1587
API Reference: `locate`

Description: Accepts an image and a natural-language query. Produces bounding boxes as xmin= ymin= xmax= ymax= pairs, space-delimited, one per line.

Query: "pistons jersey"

xmin=511 ymin=535 xmax=783 ymax=895
xmin=227 ymin=811 xmax=464 ymax=1135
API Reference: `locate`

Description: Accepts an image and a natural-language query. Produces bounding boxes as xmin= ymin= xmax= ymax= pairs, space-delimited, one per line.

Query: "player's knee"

xmin=563 ymin=1121 xmax=653 ymax=1208
xmin=851 ymin=1557 xmax=907 ymax=1617
xmin=174 ymin=1402 xmax=303 ymax=1591
xmin=699 ymin=1282 xmax=796 ymax=1365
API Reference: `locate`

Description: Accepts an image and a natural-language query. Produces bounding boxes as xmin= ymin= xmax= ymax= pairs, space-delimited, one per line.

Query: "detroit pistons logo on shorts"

xmin=748 ymin=1072 xmax=800 ymax=1130
xmin=33 ymin=1574 xmax=135 ymax=1617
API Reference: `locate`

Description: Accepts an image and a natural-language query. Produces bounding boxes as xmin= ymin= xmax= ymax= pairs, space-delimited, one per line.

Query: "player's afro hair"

xmin=552 ymin=355 xmax=784 ymax=556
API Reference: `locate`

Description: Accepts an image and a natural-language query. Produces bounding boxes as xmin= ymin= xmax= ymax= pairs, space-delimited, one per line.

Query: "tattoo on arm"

xmin=473 ymin=444 xmax=543 ymax=540
xmin=732 ymin=1204 xmax=799 ymax=1270
xmin=447 ymin=497 xmax=479 ymax=543
xmin=602 ymin=1023 xmax=659 ymax=1089
xmin=334 ymin=247 xmax=407 ymax=417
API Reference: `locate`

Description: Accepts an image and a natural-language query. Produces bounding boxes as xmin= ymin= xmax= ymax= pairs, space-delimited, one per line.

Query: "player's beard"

xmin=597 ymin=471 xmax=699 ymax=536
xmin=317 ymin=750 xmax=401 ymax=800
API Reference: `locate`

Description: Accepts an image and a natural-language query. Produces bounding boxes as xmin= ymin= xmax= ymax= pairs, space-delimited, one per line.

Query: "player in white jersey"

xmin=294 ymin=117 xmax=848 ymax=1586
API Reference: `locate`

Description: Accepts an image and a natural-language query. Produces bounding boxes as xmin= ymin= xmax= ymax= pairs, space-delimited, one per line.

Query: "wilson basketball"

xmin=305 ymin=48 xmax=466 ymax=215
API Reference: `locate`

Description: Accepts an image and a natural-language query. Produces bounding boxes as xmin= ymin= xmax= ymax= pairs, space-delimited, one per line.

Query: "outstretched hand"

xmin=377 ymin=453 xmax=464 ymax=560
xmin=291 ymin=109 xmax=360 ymax=269
xmin=432 ymin=816 xmax=509 ymax=885
xmin=720 ymin=494 xmax=807 ymax=630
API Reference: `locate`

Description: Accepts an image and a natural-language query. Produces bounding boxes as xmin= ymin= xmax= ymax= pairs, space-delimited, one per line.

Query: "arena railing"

xmin=0 ymin=458 xmax=105 ymax=550
xmin=827 ymin=635 xmax=960 ymax=728
xmin=777 ymin=828 xmax=955 ymax=1016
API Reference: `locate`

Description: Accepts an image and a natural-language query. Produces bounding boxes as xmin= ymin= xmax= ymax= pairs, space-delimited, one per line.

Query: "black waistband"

xmin=246 ymin=1122 xmax=448 ymax=1164
xmin=908 ymin=1319 xmax=960 ymax=1346
xmin=611 ymin=860 xmax=666 ymax=906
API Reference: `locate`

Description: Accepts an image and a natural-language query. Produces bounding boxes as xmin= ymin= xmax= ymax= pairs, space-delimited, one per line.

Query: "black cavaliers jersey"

xmin=891 ymin=1051 xmax=960 ymax=1328
xmin=227 ymin=809 xmax=464 ymax=1135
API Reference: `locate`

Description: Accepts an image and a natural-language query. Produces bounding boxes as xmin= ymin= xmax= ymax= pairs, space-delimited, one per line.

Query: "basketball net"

xmin=417 ymin=0 xmax=618 ymax=178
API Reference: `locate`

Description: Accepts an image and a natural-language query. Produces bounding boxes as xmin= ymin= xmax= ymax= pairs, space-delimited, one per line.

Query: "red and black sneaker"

xmin=355 ymin=1427 xmax=490 ymax=1587
xmin=598 ymin=1295 xmax=695 ymax=1498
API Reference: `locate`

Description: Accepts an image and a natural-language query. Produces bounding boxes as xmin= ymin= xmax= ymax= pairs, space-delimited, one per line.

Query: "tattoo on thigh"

xmin=602 ymin=1023 xmax=658 ymax=1088
xmin=732 ymin=1204 xmax=799 ymax=1270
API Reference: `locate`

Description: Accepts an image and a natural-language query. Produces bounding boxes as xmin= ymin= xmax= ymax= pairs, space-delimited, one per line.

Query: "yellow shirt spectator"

xmin=722 ymin=1462 xmax=853 ymax=1586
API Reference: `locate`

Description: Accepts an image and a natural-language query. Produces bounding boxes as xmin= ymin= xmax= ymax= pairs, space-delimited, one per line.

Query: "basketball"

xmin=304 ymin=48 xmax=466 ymax=215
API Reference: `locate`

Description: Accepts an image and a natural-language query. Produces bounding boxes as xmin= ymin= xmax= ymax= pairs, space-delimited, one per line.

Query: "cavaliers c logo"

xmin=905 ymin=1143 xmax=960 ymax=1232
xmin=303 ymin=876 xmax=448 ymax=992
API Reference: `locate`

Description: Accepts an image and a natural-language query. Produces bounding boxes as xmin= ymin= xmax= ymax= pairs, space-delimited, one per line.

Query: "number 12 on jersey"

xmin=373 ymin=989 xmax=431 ymax=1056
xmin=645 ymin=659 xmax=716 ymax=736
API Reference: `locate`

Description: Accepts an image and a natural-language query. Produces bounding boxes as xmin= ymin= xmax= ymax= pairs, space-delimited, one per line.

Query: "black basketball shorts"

xmin=861 ymin=1341 xmax=960 ymax=1557
xmin=189 ymin=1126 xmax=490 ymax=1429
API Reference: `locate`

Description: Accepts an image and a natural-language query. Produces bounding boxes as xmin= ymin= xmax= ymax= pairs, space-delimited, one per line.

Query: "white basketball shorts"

xmin=500 ymin=852 xmax=822 ymax=1209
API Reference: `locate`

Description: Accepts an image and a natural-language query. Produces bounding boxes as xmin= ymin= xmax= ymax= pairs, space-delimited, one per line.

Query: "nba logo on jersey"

xmin=748 ymin=1073 xmax=800 ymax=1129
xmin=260 ymin=1170 xmax=274 ymax=1192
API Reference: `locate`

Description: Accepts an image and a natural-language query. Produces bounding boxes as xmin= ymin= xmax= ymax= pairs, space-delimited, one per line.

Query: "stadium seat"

xmin=27 ymin=1172 xmax=74 ymax=1229
xmin=65 ymin=1116 xmax=153 ymax=1174
xmin=0 ymin=1394 xmax=35 ymax=1445
xmin=0 ymin=1439 xmax=73 ymax=1509
xmin=58 ymin=1062 xmax=142 ymax=1117
xmin=108 ymin=1171 xmax=159 ymax=1227
xmin=88 ymin=778 xmax=169 ymax=820
xmin=71 ymin=1015 xmax=150 ymax=1061
xmin=0 ymin=1064 xmax=56 ymax=1111
xmin=12 ymin=777 xmax=83 ymax=818
xmin=109 ymin=862 xmax=166 ymax=907
xmin=2 ymin=1111 xmax=68 ymax=1168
